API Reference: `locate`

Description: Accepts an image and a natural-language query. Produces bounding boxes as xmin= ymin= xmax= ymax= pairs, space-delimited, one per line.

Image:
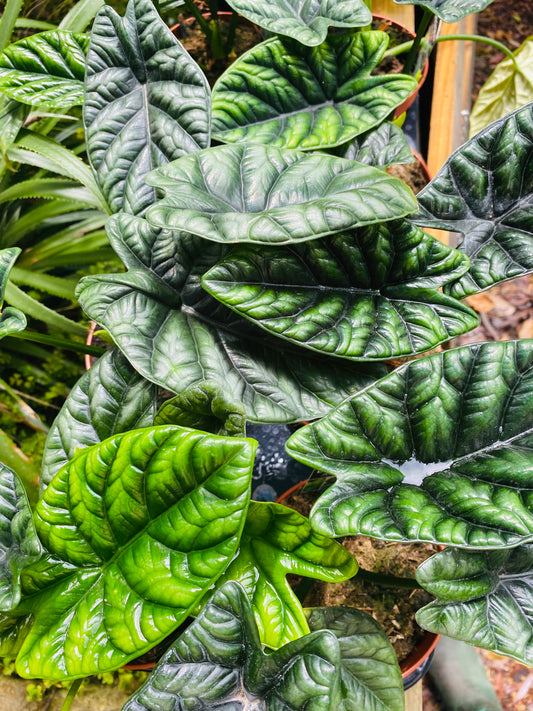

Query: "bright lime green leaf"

xmin=286 ymin=340 xmax=533 ymax=547
xmin=211 ymin=33 xmax=418 ymax=150
xmin=214 ymin=502 xmax=358 ymax=648
xmin=0 ymin=31 xmax=88 ymax=108
xmin=470 ymin=37 xmax=533 ymax=137
xmin=15 ymin=426 xmax=256 ymax=680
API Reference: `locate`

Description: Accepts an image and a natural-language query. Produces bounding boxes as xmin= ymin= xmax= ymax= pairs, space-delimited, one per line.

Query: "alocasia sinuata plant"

xmin=1 ymin=0 xmax=533 ymax=707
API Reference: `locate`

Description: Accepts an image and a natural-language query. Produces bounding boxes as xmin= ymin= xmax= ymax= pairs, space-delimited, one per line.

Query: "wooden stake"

xmin=405 ymin=681 xmax=423 ymax=711
xmin=371 ymin=0 xmax=414 ymax=29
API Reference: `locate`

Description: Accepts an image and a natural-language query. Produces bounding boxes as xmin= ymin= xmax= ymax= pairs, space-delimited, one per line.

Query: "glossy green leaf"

xmin=155 ymin=382 xmax=246 ymax=437
xmin=307 ymin=607 xmax=405 ymax=711
xmin=393 ymin=0 xmax=495 ymax=22
xmin=0 ymin=613 xmax=33 ymax=658
xmin=0 ymin=464 xmax=41 ymax=611
xmin=214 ymin=502 xmax=358 ymax=649
xmin=340 ymin=121 xmax=415 ymax=169
xmin=15 ymin=426 xmax=256 ymax=680
xmin=286 ymin=340 xmax=533 ymax=547
xmin=470 ymin=38 xmax=533 ymax=137
xmin=224 ymin=0 xmax=370 ymax=46
xmin=416 ymin=546 xmax=533 ymax=666
xmin=0 ymin=95 xmax=28 ymax=156
xmin=146 ymin=144 xmax=418 ymax=244
xmin=0 ymin=31 xmax=88 ymax=108
xmin=123 ymin=581 xmax=341 ymax=711
xmin=413 ymin=103 xmax=533 ymax=298
xmin=211 ymin=33 xmax=418 ymax=151
xmin=40 ymin=348 xmax=158 ymax=491
xmin=77 ymin=270 xmax=382 ymax=423
xmin=84 ymin=0 xmax=210 ymax=216
xmin=0 ymin=248 xmax=26 ymax=339
xmin=203 ymin=220 xmax=477 ymax=360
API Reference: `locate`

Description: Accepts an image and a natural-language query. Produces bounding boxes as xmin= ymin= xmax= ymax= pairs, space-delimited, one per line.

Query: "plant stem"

xmin=403 ymin=7 xmax=434 ymax=75
xmin=361 ymin=0 xmax=372 ymax=32
xmin=9 ymin=330 xmax=106 ymax=356
xmin=436 ymin=34 xmax=520 ymax=73
xmin=61 ymin=679 xmax=83 ymax=711
xmin=355 ymin=569 xmax=421 ymax=590
xmin=181 ymin=0 xmax=211 ymax=40
xmin=224 ymin=10 xmax=239 ymax=56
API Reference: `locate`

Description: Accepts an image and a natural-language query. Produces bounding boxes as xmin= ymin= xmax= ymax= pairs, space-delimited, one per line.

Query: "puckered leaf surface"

xmin=223 ymin=0 xmax=371 ymax=46
xmin=40 ymin=348 xmax=158 ymax=491
xmin=122 ymin=582 xmax=341 ymax=711
xmin=0 ymin=31 xmax=88 ymax=108
xmin=15 ymin=426 xmax=256 ymax=680
xmin=0 ymin=464 xmax=41 ymax=611
xmin=213 ymin=502 xmax=358 ymax=649
xmin=340 ymin=121 xmax=414 ymax=169
xmin=145 ymin=144 xmax=418 ymax=244
xmin=211 ymin=33 xmax=418 ymax=150
xmin=393 ymin=0 xmax=495 ymax=22
xmin=77 ymin=214 xmax=384 ymax=423
xmin=413 ymin=103 xmax=533 ymax=298
xmin=307 ymin=607 xmax=405 ymax=711
xmin=122 ymin=582 xmax=404 ymax=711
xmin=83 ymin=0 xmax=210 ymax=215
xmin=416 ymin=546 xmax=533 ymax=666
xmin=0 ymin=248 xmax=26 ymax=339
xmin=203 ymin=220 xmax=477 ymax=360
xmin=286 ymin=340 xmax=533 ymax=547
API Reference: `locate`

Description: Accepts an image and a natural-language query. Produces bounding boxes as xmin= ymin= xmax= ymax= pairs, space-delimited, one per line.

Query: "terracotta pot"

xmin=276 ymin=480 xmax=440 ymax=690
xmin=372 ymin=14 xmax=430 ymax=119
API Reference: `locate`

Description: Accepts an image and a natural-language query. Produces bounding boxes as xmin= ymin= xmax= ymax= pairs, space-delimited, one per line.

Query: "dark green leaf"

xmin=393 ymin=0 xmax=495 ymax=22
xmin=77 ymin=270 xmax=382 ymax=423
xmin=286 ymin=340 xmax=533 ymax=546
xmin=40 ymin=348 xmax=158 ymax=491
xmin=0 ymin=95 xmax=28 ymax=155
xmin=16 ymin=426 xmax=256 ymax=679
xmin=0 ymin=464 xmax=41 ymax=611
xmin=84 ymin=0 xmax=210 ymax=215
xmin=155 ymin=382 xmax=246 ymax=436
xmin=416 ymin=546 xmax=533 ymax=666
xmin=122 ymin=581 xmax=341 ymax=711
xmin=0 ymin=248 xmax=26 ymax=339
xmin=340 ymin=121 xmax=415 ymax=169
xmin=0 ymin=613 xmax=33 ymax=657
xmin=213 ymin=501 xmax=358 ymax=648
xmin=203 ymin=220 xmax=477 ymax=360
xmin=211 ymin=33 xmax=418 ymax=150
xmin=224 ymin=0 xmax=371 ymax=46
xmin=307 ymin=607 xmax=405 ymax=711
xmin=0 ymin=31 xmax=88 ymax=108
xmin=470 ymin=39 xmax=533 ymax=137
xmin=146 ymin=144 xmax=418 ymax=244
xmin=413 ymin=103 xmax=533 ymax=298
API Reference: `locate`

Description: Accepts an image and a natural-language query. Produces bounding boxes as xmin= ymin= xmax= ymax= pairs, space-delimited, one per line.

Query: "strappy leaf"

xmin=0 ymin=248 xmax=26 ymax=339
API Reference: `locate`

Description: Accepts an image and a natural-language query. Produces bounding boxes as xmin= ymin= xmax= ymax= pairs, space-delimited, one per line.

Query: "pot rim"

xmin=276 ymin=479 xmax=440 ymax=680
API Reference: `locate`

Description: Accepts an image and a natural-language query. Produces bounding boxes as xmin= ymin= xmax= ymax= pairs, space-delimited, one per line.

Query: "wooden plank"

xmin=405 ymin=681 xmax=423 ymax=711
xmin=372 ymin=0 xmax=414 ymax=29
xmin=427 ymin=15 xmax=477 ymax=176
